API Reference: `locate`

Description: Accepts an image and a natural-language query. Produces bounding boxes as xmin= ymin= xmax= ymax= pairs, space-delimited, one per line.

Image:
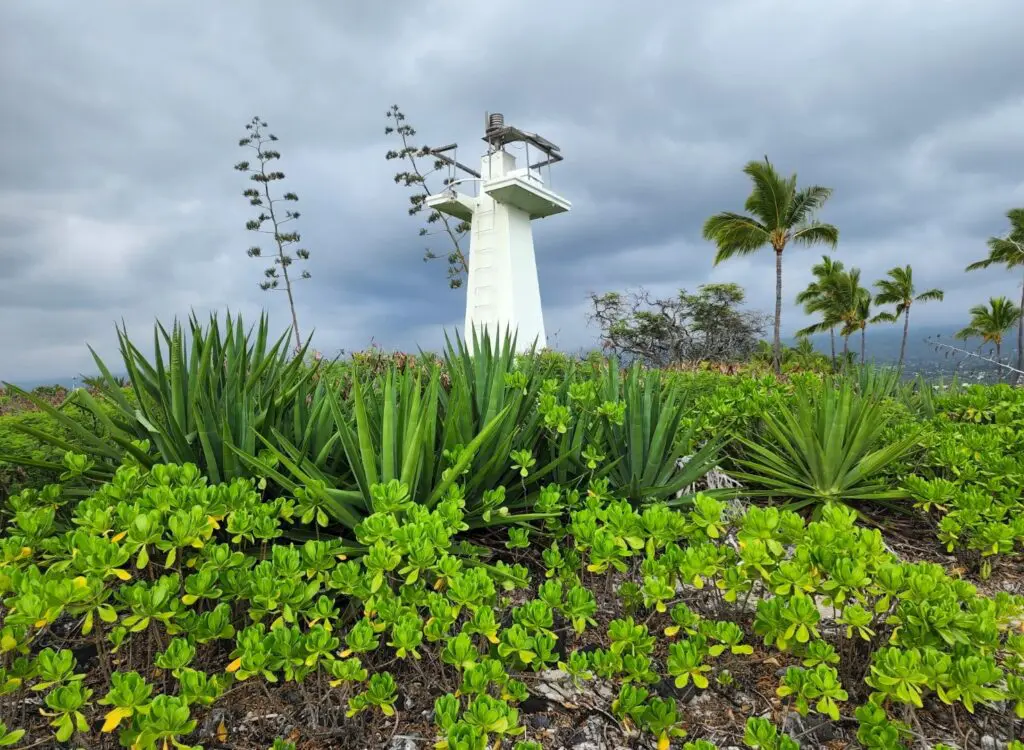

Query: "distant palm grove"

xmin=698 ymin=158 xmax=1023 ymax=381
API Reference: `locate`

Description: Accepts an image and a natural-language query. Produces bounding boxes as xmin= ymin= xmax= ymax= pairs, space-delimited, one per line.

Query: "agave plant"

xmin=849 ymin=364 xmax=903 ymax=402
xmin=0 ymin=312 xmax=325 ymax=486
xmin=727 ymin=378 xmax=919 ymax=511
xmin=237 ymin=329 xmax=568 ymax=530
xmin=589 ymin=362 xmax=724 ymax=505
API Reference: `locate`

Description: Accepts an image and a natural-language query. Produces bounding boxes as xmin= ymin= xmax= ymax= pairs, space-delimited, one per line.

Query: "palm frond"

xmin=915 ymin=288 xmax=944 ymax=303
xmin=955 ymin=326 xmax=981 ymax=342
xmin=785 ymin=185 xmax=834 ymax=227
xmin=796 ymin=319 xmax=835 ymax=337
xmin=985 ymin=236 xmax=1024 ymax=268
xmin=965 ymin=258 xmax=993 ymax=272
xmin=703 ymin=212 xmax=770 ymax=263
xmin=741 ymin=157 xmax=793 ymax=229
xmin=790 ymin=221 xmax=839 ymax=248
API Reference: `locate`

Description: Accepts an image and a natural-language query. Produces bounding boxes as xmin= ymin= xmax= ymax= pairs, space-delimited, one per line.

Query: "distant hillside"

xmin=2 ymin=376 xmax=83 ymax=391
xmin=797 ymin=323 xmax=1020 ymax=383
xmin=797 ymin=324 xmax=1018 ymax=363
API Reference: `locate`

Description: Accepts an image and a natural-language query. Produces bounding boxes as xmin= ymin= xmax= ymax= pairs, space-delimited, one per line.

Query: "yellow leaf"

xmin=102 ymin=706 xmax=133 ymax=732
xmin=112 ymin=569 xmax=132 ymax=581
xmin=73 ymin=576 xmax=88 ymax=588
xmin=111 ymin=531 xmax=127 ymax=543
xmin=226 ymin=657 xmax=242 ymax=673
xmin=216 ymin=720 xmax=228 ymax=742
xmin=658 ymin=732 xmax=671 ymax=750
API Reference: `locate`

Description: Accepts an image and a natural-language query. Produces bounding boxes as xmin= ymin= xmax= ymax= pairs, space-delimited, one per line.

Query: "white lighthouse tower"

xmin=425 ymin=113 xmax=571 ymax=353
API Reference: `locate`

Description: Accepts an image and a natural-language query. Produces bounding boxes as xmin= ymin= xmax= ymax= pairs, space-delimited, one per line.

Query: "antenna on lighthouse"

xmin=424 ymin=112 xmax=571 ymax=354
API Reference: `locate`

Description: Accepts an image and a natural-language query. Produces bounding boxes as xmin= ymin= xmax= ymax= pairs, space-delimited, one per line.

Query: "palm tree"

xmin=872 ymin=265 xmax=944 ymax=368
xmin=787 ymin=335 xmax=829 ymax=371
xmin=799 ymin=267 xmax=869 ymax=365
xmin=966 ymin=208 xmax=1024 ymax=381
xmin=955 ymin=296 xmax=1023 ymax=364
xmin=703 ymin=157 xmax=839 ymax=374
xmin=796 ymin=255 xmax=845 ymax=366
xmin=849 ymin=292 xmax=871 ymax=363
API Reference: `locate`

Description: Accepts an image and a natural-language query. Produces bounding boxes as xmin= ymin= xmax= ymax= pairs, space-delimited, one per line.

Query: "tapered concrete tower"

xmin=425 ymin=113 xmax=570 ymax=353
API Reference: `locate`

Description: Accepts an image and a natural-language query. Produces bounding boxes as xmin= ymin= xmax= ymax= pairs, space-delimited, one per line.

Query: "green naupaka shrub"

xmin=901 ymin=393 xmax=1024 ymax=563
xmin=568 ymin=493 xmax=1024 ymax=726
xmin=4 ymin=438 xmax=1024 ymax=750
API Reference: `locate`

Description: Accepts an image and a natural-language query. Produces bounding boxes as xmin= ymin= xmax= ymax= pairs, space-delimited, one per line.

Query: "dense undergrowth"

xmin=1 ymin=315 xmax=1023 ymax=749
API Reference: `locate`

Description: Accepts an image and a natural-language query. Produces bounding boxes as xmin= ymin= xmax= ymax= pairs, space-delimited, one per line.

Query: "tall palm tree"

xmin=796 ymin=255 xmax=845 ymax=365
xmin=966 ymin=208 xmax=1024 ymax=381
xmin=703 ymin=157 xmax=839 ymax=374
xmin=872 ymin=265 xmax=945 ymax=368
xmin=955 ymin=296 xmax=1023 ymax=364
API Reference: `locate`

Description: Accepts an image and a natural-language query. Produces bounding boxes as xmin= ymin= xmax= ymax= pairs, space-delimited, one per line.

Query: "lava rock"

xmin=565 ymin=715 xmax=607 ymax=749
xmin=527 ymin=713 xmax=552 ymax=730
xmin=785 ymin=711 xmax=835 ymax=744
xmin=519 ymin=695 xmax=551 ymax=714
xmin=979 ymin=736 xmax=1007 ymax=750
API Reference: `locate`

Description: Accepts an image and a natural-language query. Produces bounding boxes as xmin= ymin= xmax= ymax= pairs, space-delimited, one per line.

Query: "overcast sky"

xmin=2 ymin=0 xmax=1023 ymax=382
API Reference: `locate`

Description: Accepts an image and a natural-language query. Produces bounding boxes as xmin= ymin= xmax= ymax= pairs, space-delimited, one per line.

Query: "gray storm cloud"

xmin=2 ymin=0 xmax=1023 ymax=380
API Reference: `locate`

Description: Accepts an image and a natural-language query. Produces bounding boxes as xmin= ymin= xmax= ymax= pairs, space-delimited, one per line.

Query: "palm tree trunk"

xmin=860 ymin=328 xmax=866 ymax=363
xmin=829 ymin=327 xmax=836 ymax=367
xmin=842 ymin=335 xmax=849 ymax=367
xmin=773 ymin=249 xmax=783 ymax=374
xmin=899 ymin=307 xmax=910 ymax=368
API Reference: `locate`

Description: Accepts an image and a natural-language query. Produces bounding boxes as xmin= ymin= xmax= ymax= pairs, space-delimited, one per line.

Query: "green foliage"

xmin=2 ymin=312 xmax=323 ymax=487
xmin=728 ymin=377 xmax=919 ymax=510
xmin=3 ymin=347 xmax=1024 ymax=748
xmin=588 ymin=282 xmax=768 ymax=367
xmin=589 ymin=362 xmax=725 ymax=504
